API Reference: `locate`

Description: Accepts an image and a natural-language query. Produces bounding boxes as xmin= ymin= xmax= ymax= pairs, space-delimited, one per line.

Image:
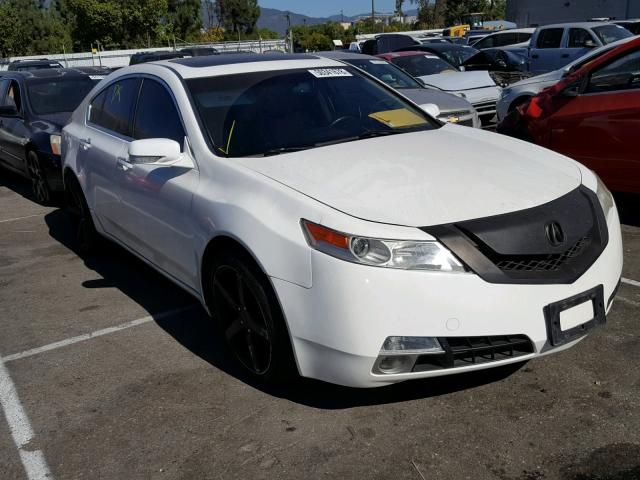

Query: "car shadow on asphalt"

xmin=614 ymin=192 xmax=640 ymax=227
xmin=39 ymin=207 xmax=527 ymax=410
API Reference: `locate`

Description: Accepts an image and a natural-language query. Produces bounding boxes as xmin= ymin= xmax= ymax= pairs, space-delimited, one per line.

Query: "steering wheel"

xmin=329 ymin=115 xmax=359 ymax=129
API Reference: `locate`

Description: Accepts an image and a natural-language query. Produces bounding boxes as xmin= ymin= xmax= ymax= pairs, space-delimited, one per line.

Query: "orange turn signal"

xmin=302 ymin=220 xmax=349 ymax=250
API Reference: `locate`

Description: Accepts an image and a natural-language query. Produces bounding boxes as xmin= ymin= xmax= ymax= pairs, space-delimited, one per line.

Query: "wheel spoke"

xmin=214 ymin=278 xmax=239 ymax=310
xmin=245 ymin=331 xmax=260 ymax=372
xmin=245 ymin=314 xmax=269 ymax=340
xmin=225 ymin=316 xmax=243 ymax=340
xmin=235 ymin=273 xmax=245 ymax=305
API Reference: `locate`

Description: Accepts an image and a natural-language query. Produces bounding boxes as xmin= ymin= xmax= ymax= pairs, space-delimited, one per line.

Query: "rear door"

xmin=529 ymin=27 xmax=566 ymax=74
xmin=0 ymin=80 xmax=29 ymax=174
xmin=81 ymin=77 xmax=141 ymax=236
xmin=116 ymin=77 xmax=199 ymax=287
xmin=549 ymin=47 xmax=640 ymax=192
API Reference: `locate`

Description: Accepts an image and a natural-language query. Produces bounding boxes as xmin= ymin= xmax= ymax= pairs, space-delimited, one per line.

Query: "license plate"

xmin=543 ymin=285 xmax=606 ymax=347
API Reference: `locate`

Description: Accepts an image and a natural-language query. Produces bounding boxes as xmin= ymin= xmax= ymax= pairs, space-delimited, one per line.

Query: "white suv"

xmin=62 ymin=54 xmax=623 ymax=388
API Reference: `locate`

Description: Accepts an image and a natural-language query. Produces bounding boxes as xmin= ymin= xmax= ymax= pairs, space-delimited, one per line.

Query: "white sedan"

xmin=62 ymin=54 xmax=623 ymax=388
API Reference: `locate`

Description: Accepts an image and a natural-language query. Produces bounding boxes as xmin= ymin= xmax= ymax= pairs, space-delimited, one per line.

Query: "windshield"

xmin=346 ymin=58 xmax=422 ymax=89
xmin=592 ymin=25 xmax=633 ymax=45
xmin=27 ymin=77 xmax=95 ymax=115
xmin=432 ymin=46 xmax=479 ymax=67
xmin=391 ymin=55 xmax=458 ymax=77
xmin=187 ymin=67 xmax=439 ymax=158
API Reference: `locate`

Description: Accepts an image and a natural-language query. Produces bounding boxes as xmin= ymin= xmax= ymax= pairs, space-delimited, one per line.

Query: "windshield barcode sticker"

xmin=308 ymin=68 xmax=352 ymax=78
xmin=369 ymin=60 xmax=387 ymax=64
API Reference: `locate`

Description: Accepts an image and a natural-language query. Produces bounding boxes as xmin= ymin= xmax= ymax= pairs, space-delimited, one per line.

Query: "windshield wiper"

xmin=357 ymin=130 xmax=404 ymax=140
xmin=261 ymin=146 xmax=313 ymax=157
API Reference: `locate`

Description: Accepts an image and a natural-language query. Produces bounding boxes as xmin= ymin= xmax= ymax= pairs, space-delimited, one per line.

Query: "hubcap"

xmin=27 ymin=155 xmax=48 ymax=204
xmin=213 ymin=265 xmax=272 ymax=375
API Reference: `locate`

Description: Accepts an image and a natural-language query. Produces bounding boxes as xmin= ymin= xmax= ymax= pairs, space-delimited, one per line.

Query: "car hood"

xmin=31 ymin=112 xmax=72 ymax=132
xmin=418 ymin=71 xmax=496 ymax=91
xmin=234 ymin=124 xmax=582 ymax=227
xmin=510 ymin=69 xmax=563 ymax=88
xmin=399 ymin=88 xmax=475 ymax=112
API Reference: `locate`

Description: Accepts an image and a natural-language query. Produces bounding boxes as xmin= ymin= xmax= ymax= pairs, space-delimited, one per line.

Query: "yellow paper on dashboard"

xmin=368 ymin=108 xmax=427 ymax=129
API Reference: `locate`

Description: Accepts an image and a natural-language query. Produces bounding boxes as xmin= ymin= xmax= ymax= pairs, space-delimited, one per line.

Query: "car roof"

xmin=377 ymin=51 xmax=435 ymax=59
xmin=413 ymin=43 xmax=477 ymax=52
xmin=314 ymin=51 xmax=378 ymax=61
xmin=159 ymin=53 xmax=345 ymax=79
xmin=482 ymin=28 xmax=535 ymax=35
xmin=1 ymin=68 xmax=90 ymax=81
xmin=538 ymin=22 xmax=616 ymax=29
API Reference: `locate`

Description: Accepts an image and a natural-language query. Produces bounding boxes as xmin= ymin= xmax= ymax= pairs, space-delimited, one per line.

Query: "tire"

xmin=208 ymin=249 xmax=298 ymax=385
xmin=26 ymin=151 xmax=52 ymax=205
xmin=508 ymin=95 xmax=531 ymax=113
xmin=65 ymin=173 xmax=100 ymax=255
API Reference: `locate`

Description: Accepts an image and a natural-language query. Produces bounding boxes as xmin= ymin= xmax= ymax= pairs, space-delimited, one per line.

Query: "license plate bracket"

xmin=543 ymin=285 xmax=606 ymax=347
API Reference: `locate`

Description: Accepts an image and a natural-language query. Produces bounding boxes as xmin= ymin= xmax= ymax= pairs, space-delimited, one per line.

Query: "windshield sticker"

xmin=368 ymin=108 xmax=428 ymax=129
xmin=369 ymin=60 xmax=387 ymax=64
xmin=89 ymin=75 xmax=106 ymax=80
xmin=308 ymin=68 xmax=352 ymax=78
xmin=424 ymin=54 xmax=439 ymax=59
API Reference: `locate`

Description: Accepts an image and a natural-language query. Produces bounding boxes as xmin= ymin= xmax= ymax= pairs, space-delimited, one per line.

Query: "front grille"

xmin=473 ymin=100 xmax=497 ymax=115
xmin=494 ymin=236 xmax=590 ymax=272
xmin=413 ymin=335 xmax=534 ymax=372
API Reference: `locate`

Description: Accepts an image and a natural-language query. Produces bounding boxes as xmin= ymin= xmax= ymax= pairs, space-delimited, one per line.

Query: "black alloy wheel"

xmin=26 ymin=151 xmax=51 ymax=205
xmin=65 ymin=174 xmax=99 ymax=255
xmin=210 ymin=251 xmax=297 ymax=383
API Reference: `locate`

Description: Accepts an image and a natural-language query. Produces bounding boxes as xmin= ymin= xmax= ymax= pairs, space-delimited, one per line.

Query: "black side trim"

xmin=422 ymin=187 xmax=609 ymax=285
xmin=607 ymin=277 xmax=622 ymax=309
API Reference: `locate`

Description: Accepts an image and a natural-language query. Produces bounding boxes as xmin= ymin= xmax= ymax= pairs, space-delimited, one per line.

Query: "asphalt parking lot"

xmin=1 ymin=171 xmax=639 ymax=480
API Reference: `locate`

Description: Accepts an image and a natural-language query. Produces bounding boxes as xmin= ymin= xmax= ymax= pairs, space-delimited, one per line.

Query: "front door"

xmin=116 ymin=77 xmax=199 ymax=289
xmin=550 ymin=47 xmax=640 ymax=192
xmin=0 ymin=80 xmax=30 ymax=174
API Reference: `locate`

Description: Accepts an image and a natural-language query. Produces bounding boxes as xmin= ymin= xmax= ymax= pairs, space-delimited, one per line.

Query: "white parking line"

xmin=0 ymin=357 xmax=53 ymax=480
xmin=0 ymin=214 xmax=46 ymax=224
xmin=2 ymin=305 xmax=197 ymax=364
xmin=622 ymin=277 xmax=640 ymax=288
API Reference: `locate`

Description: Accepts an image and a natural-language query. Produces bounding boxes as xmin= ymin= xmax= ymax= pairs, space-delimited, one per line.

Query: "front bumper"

xmin=273 ymin=207 xmax=623 ymax=388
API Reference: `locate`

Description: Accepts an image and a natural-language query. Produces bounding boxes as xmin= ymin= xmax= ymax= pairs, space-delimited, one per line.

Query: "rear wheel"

xmin=26 ymin=151 xmax=52 ymax=205
xmin=209 ymin=250 xmax=297 ymax=384
xmin=65 ymin=173 xmax=99 ymax=255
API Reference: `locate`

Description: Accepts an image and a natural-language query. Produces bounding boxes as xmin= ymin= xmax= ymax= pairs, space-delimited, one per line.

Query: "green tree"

xmin=168 ymin=0 xmax=203 ymax=42
xmin=214 ymin=0 xmax=260 ymax=36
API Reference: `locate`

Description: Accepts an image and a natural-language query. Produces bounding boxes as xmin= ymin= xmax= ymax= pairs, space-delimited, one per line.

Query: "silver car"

xmin=496 ymin=36 xmax=635 ymax=122
xmin=317 ymin=51 xmax=481 ymax=128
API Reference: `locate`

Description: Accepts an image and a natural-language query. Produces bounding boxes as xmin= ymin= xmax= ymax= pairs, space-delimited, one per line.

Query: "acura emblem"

xmin=545 ymin=222 xmax=565 ymax=247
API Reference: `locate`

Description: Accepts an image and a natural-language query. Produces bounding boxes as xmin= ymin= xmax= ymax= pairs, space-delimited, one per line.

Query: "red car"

xmin=499 ymin=36 xmax=640 ymax=193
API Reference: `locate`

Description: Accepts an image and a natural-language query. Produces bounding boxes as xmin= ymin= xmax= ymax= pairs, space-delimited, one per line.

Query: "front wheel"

xmin=209 ymin=250 xmax=297 ymax=384
xmin=26 ymin=151 xmax=52 ymax=205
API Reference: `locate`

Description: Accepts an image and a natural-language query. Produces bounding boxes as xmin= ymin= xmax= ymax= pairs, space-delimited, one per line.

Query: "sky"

xmin=259 ymin=0 xmax=399 ymax=18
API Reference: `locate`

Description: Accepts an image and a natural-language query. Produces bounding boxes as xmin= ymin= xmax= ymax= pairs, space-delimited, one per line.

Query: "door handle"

xmin=116 ymin=157 xmax=133 ymax=172
xmin=80 ymin=138 xmax=91 ymax=150
xmin=531 ymin=54 xmax=539 ymax=59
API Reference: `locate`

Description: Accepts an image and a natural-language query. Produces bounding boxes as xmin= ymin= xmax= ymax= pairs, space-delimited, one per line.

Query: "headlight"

xmin=301 ymin=220 xmax=466 ymax=272
xmin=50 ymin=134 xmax=62 ymax=156
xmin=595 ymin=174 xmax=614 ymax=218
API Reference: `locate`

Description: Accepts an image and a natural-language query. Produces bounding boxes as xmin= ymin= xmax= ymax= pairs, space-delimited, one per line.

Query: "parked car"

xmin=179 ymin=47 xmax=219 ymax=57
xmin=317 ymin=51 xmax=481 ymax=128
xmin=498 ymin=36 xmax=640 ymax=193
xmin=378 ymin=51 xmax=502 ymax=127
xmin=71 ymin=66 xmax=113 ymax=84
xmin=470 ymin=28 xmax=535 ymax=49
xmin=8 ymin=59 xmax=64 ymax=71
xmin=129 ymin=50 xmax=189 ymax=65
xmin=496 ymin=36 xmax=635 ymax=122
xmin=361 ymin=33 xmax=420 ymax=55
xmin=62 ymin=54 xmax=622 ymax=387
xmin=0 ymin=68 xmax=96 ymax=203
xmin=395 ymin=43 xmax=479 ymax=68
xmin=527 ymin=22 xmax=633 ymax=74
xmin=613 ymin=19 xmax=640 ymax=35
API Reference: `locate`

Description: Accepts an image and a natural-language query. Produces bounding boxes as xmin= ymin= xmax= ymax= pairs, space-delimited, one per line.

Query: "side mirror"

xmin=415 ymin=77 xmax=426 ymax=86
xmin=583 ymin=39 xmax=598 ymax=48
xmin=128 ymin=138 xmax=191 ymax=167
xmin=560 ymin=79 xmax=583 ymax=97
xmin=0 ymin=105 xmax=18 ymax=117
xmin=420 ymin=103 xmax=441 ymax=118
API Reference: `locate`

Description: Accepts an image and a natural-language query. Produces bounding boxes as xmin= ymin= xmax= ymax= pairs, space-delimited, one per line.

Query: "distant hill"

xmin=202 ymin=5 xmax=419 ymax=36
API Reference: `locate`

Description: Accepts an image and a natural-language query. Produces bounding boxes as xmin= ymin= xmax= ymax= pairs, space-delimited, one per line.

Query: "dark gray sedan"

xmin=316 ymin=51 xmax=480 ymax=128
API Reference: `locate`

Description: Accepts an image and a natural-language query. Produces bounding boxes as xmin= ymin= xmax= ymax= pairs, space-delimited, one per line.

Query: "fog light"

xmin=381 ymin=336 xmax=443 ymax=354
xmin=377 ymin=355 xmax=415 ymax=374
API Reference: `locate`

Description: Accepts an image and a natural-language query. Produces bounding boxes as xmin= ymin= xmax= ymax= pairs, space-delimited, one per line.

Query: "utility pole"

xmin=285 ymin=11 xmax=293 ymax=53
xmin=341 ymin=9 xmax=344 ymax=23
xmin=371 ymin=0 xmax=375 ymax=25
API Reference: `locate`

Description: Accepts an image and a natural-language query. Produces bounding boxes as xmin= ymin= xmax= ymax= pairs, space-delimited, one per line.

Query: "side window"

xmin=587 ymin=49 xmax=640 ymax=93
xmin=475 ymin=36 xmax=494 ymax=49
xmin=0 ymin=79 xmax=10 ymax=106
xmin=133 ymin=79 xmax=185 ymax=147
xmin=495 ymin=32 xmax=517 ymax=47
xmin=568 ymin=28 xmax=595 ymax=48
xmin=5 ymin=81 xmax=22 ymax=112
xmin=536 ymin=28 xmax=564 ymax=49
xmin=90 ymin=78 xmax=141 ymax=137
xmin=517 ymin=32 xmax=532 ymax=43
